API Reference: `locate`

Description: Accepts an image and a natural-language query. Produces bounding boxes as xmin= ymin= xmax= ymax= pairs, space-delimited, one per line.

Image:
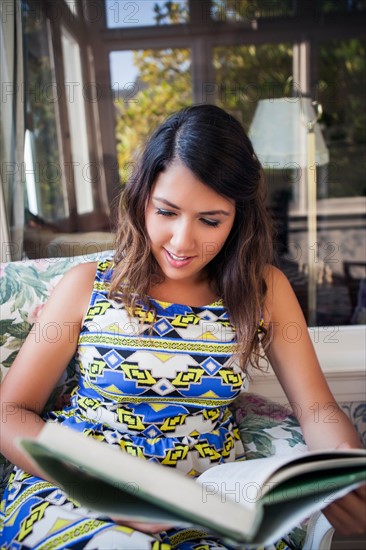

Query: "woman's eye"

xmin=156 ymin=208 xmax=175 ymax=217
xmin=201 ymin=218 xmax=220 ymax=228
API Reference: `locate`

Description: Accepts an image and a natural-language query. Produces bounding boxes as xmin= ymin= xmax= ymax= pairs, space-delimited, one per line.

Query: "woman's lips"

xmin=164 ymin=249 xmax=195 ymax=268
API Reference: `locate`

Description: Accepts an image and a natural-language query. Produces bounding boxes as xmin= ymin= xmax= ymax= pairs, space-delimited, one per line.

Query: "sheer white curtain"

xmin=0 ymin=0 xmax=25 ymax=261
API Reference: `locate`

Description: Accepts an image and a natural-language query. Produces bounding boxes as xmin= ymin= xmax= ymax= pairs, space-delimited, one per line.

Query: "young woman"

xmin=0 ymin=104 xmax=364 ymax=549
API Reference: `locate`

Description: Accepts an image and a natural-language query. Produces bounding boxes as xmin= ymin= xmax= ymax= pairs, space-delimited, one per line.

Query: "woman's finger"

xmin=111 ymin=518 xmax=173 ymax=533
xmin=323 ymin=486 xmax=366 ymax=536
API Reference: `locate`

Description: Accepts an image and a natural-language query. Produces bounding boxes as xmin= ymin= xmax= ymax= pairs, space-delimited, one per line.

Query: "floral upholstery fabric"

xmin=1 ymin=257 xmax=81 ymax=396
xmin=230 ymin=392 xmax=308 ymax=459
xmin=0 ymin=253 xmax=111 ymax=495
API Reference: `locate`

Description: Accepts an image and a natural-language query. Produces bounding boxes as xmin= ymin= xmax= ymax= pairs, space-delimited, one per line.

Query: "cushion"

xmin=0 ymin=252 xmax=113 ymax=495
xmin=230 ymin=391 xmax=307 ymax=459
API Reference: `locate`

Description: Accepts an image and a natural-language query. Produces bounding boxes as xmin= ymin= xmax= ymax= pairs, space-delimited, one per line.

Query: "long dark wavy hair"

xmin=109 ymin=104 xmax=274 ymax=373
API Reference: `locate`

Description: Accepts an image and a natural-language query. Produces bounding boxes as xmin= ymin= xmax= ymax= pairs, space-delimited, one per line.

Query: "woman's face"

xmin=145 ymin=162 xmax=235 ymax=286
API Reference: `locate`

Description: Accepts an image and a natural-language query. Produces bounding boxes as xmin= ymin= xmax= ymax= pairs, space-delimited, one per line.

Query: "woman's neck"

xmin=148 ymin=279 xmax=219 ymax=307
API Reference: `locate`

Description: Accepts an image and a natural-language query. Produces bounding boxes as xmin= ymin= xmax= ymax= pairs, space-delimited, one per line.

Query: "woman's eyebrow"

xmin=153 ymin=196 xmax=231 ymax=216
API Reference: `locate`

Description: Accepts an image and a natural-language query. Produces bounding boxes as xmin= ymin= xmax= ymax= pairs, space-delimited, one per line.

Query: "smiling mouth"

xmin=167 ymin=250 xmax=191 ymax=261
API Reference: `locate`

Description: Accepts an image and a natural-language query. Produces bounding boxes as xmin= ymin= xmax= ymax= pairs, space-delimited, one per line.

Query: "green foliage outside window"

xmin=114 ymin=46 xmax=192 ymax=183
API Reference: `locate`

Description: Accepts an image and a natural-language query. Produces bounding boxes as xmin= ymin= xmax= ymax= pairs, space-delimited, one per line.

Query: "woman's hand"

xmin=323 ymin=443 xmax=366 ymax=536
xmin=323 ymin=485 xmax=366 ymax=536
xmin=111 ymin=518 xmax=173 ymax=534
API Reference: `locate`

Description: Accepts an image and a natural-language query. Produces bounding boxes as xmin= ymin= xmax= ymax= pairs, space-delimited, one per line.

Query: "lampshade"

xmin=248 ymin=97 xmax=329 ymax=167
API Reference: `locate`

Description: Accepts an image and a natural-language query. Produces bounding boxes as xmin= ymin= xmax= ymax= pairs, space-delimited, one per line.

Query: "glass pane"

xmin=61 ymin=27 xmax=93 ymax=214
xmin=110 ymin=48 xmax=192 ymax=181
xmin=105 ymin=0 xmax=189 ymax=28
xmin=22 ymin=3 xmax=68 ymax=222
xmin=314 ymin=38 xmax=366 ymax=326
xmin=216 ymin=40 xmax=365 ymax=327
xmin=210 ymin=1 xmax=366 ymax=20
xmin=211 ymin=0 xmax=296 ymax=22
xmin=65 ymin=1 xmax=78 ymax=16
xmin=24 ymin=130 xmax=39 ymax=216
xmin=320 ymin=0 xmax=366 ymax=13
xmin=213 ymin=43 xmax=293 ymax=126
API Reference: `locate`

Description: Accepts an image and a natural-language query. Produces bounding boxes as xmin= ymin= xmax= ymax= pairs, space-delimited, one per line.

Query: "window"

xmin=315 ymin=38 xmax=366 ymax=325
xmin=110 ymin=48 xmax=192 ymax=181
xmin=212 ymin=38 xmax=365 ymax=326
xmin=2 ymin=0 xmax=365 ymax=331
xmin=22 ymin=3 xmax=69 ymax=223
xmin=213 ymin=43 xmax=293 ymax=125
xmin=61 ymin=27 xmax=94 ymax=214
xmin=17 ymin=0 xmax=111 ymax=260
xmin=102 ymin=1 xmax=365 ymax=328
xmin=211 ymin=0 xmax=296 ymax=22
xmin=105 ymin=0 xmax=189 ymax=28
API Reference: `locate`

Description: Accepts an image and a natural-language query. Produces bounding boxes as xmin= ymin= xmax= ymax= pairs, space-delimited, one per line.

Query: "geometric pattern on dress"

xmin=196 ymin=308 xmax=219 ymax=321
xmin=201 ymin=357 xmax=223 ymax=376
xmin=153 ymin=318 xmax=174 ymax=336
xmin=151 ymin=377 xmax=176 ymax=396
xmin=103 ymin=349 xmax=124 ymax=369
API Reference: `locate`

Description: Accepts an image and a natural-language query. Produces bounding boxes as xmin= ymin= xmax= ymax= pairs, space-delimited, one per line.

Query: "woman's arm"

xmin=264 ymin=266 xmax=361 ymax=450
xmin=0 ymin=262 xmax=97 ymax=478
xmin=264 ymin=266 xmax=365 ymax=535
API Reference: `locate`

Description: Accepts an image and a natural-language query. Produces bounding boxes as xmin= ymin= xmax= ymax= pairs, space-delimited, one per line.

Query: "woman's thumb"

xmin=336 ymin=441 xmax=351 ymax=449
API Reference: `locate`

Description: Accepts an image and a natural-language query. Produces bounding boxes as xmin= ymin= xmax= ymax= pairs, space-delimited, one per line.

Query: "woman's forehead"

xmin=150 ymin=163 xmax=235 ymax=209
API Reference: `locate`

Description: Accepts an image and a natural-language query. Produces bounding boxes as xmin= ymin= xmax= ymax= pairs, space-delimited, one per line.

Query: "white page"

xmin=268 ymin=457 xmax=366 ymax=488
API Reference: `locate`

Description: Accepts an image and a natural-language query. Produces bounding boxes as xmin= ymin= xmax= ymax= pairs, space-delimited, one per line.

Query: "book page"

xmin=197 ymin=459 xmax=281 ymax=510
xmin=197 ymin=452 xmax=366 ymax=504
xmin=268 ymin=457 xmax=366 ymax=489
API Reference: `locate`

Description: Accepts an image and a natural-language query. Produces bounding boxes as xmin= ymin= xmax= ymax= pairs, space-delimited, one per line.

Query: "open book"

xmin=19 ymin=422 xmax=366 ymax=546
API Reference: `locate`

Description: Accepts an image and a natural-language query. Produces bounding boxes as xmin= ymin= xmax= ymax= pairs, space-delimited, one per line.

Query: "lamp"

xmin=249 ymin=97 xmax=330 ymax=326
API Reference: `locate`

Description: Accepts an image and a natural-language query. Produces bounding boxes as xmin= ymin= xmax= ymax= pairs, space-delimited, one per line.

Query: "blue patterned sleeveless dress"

xmin=0 ymin=259 xmax=292 ymax=550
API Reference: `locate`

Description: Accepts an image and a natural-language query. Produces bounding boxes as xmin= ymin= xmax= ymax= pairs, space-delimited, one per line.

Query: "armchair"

xmin=1 ymin=253 xmax=364 ymax=548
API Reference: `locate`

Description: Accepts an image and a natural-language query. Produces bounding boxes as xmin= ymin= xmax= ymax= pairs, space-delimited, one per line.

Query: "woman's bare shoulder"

xmin=57 ymin=261 xmax=98 ymax=288
xmin=263 ymin=264 xmax=295 ymax=320
xmin=65 ymin=260 xmax=99 ymax=279
xmin=263 ymin=264 xmax=288 ymax=290
xmin=46 ymin=261 xmax=98 ymax=318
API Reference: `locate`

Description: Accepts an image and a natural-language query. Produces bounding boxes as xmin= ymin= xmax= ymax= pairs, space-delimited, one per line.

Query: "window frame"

xmin=25 ymin=0 xmax=110 ymax=232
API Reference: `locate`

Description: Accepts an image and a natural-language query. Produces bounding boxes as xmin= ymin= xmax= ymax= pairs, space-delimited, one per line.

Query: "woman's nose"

xmin=170 ymin=219 xmax=195 ymax=252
